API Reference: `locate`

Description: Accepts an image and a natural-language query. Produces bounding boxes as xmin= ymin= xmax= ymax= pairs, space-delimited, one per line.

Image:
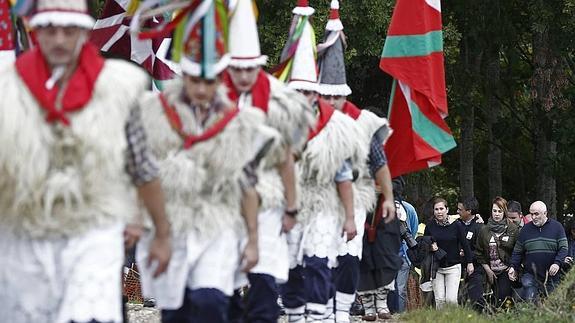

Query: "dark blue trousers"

xmin=280 ymin=256 xmax=333 ymax=310
xmin=303 ymin=256 xmax=332 ymax=306
xmin=229 ymin=273 xmax=280 ymax=323
xmin=334 ymin=254 xmax=360 ymax=294
xmin=280 ymin=265 xmax=307 ymax=309
xmin=466 ymin=265 xmax=485 ymax=311
xmin=162 ymin=288 xmax=229 ymax=323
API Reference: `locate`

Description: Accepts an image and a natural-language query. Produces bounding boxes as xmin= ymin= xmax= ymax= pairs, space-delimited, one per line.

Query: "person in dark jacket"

xmin=407 ymin=235 xmax=446 ymax=293
xmin=509 ymin=201 xmax=568 ymax=303
xmin=424 ymin=197 xmax=474 ymax=309
xmin=475 ymin=197 xmax=519 ymax=306
xmin=358 ymin=201 xmax=402 ymax=321
xmin=456 ymin=196 xmax=485 ymax=311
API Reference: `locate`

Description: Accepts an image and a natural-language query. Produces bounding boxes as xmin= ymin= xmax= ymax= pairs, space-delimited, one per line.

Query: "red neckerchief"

xmin=15 ymin=43 xmax=105 ymax=126
xmin=308 ymin=98 xmax=335 ymax=141
xmin=342 ymin=100 xmax=361 ymax=120
xmin=222 ymin=70 xmax=270 ymax=112
xmin=159 ymin=93 xmax=239 ymax=149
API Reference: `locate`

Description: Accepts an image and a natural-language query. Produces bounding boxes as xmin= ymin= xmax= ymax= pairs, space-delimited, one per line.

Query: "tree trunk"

xmin=485 ymin=46 xmax=502 ymax=199
xmin=532 ymin=27 xmax=558 ymax=218
xmin=459 ymin=102 xmax=474 ymax=200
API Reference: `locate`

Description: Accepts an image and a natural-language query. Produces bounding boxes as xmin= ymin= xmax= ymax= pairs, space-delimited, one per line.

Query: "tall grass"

xmin=402 ymin=270 xmax=575 ymax=322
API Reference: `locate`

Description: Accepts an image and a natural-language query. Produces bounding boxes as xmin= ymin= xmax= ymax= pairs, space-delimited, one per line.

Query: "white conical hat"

xmin=288 ymin=19 xmax=318 ymax=92
xmin=228 ymin=0 xmax=267 ymax=68
xmin=29 ymin=0 xmax=95 ymax=29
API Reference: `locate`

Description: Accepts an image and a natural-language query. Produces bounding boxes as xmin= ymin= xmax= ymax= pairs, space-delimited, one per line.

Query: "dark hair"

xmin=459 ymin=196 xmax=479 ymax=214
xmin=392 ymin=176 xmax=405 ymax=199
xmin=432 ymin=197 xmax=448 ymax=208
xmin=507 ymin=200 xmax=522 ymax=214
xmin=492 ymin=196 xmax=508 ymax=218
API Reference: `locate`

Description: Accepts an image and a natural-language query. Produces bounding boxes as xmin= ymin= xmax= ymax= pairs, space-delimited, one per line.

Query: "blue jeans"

xmin=394 ymin=257 xmax=410 ymax=313
xmin=521 ymin=272 xmax=560 ymax=302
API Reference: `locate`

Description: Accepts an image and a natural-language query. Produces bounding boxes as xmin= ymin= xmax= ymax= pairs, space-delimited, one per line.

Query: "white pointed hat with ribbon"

xmin=228 ymin=0 xmax=268 ymax=68
xmin=287 ymin=18 xmax=318 ymax=92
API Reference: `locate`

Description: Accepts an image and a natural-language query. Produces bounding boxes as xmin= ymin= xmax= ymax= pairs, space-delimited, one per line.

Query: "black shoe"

xmin=350 ymin=295 xmax=365 ymax=316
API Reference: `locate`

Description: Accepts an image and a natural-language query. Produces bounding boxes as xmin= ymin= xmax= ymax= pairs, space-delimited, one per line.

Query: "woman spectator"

xmin=424 ymin=198 xmax=474 ymax=309
xmin=475 ymin=197 xmax=519 ymax=306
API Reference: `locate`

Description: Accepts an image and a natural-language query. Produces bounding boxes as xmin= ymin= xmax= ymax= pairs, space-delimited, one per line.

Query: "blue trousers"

xmin=521 ymin=272 xmax=560 ymax=302
xmin=280 ymin=257 xmax=332 ymax=309
xmin=229 ymin=273 xmax=280 ymax=323
xmin=334 ymin=254 xmax=360 ymax=294
xmin=392 ymin=257 xmax=411 ymax=313
xmin=162 ymin=288 xmax=229 ymax=323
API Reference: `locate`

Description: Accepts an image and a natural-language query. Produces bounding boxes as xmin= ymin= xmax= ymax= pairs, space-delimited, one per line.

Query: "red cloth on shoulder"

xmin=342 ymin=100 xmax=361 ymax=120
xmin=308 ymin=98 xmax=335 ymax=141
xmin=222 ymin=69 xmax=271 ymax=112
xmin=15 ymin=43 xmax=105 ymax=126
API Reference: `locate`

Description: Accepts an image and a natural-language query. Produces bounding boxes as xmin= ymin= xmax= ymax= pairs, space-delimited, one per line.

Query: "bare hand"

xmin=282 ymin=214 xmax=297 ymax=233
xmin=431 ymin=242 xmax=438 ymax=252
xmin=467 ymin=263 xmax=474 ymax=276
xmin=342 ymin=218 xmax=357 ymax=241
xmin=549 ymin=263 xmax=560 ymax=276
xmin=242 ymin=239 xmax=259 ymax=272
xmin=124 ymin=223 xmax=144 ymax=249
xmin=485 ymin=267 xmax=495 ymax=284
xmin=147 ymin=235 xmax=171 ymax=278
xmin=475 ymin=214 xmax=484 ymax=224
xmin=381 ymin=200 xmax=396 ymax=223
xmin=508 ymin=267 xmax=517 ymax=281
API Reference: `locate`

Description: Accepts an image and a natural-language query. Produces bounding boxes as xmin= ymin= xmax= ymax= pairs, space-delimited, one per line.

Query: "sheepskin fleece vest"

xmin=0 ymin=60 xmax=147 ymax=238
xmin=297 ymin=105 xmax=362 ymax=225
xmin=253 ymin=75 xmax=315 ymax=210
xmin=140 ymin=80 xmax=273 ymax=238
xmin=351 ymin=109 xmax=391 ymax=212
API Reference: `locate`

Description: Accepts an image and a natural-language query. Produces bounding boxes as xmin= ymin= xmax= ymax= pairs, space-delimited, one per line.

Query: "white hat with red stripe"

xmin=292 ymin=0 xmax=315 ymax=16
xmin=228 ymin=0 xmax=268 ymax=68
xmin=29 ymin=0 xmax=95 ymax=29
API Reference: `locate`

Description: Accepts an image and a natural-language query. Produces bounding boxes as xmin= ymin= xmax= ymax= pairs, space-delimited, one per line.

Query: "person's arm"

xmin=407 ymin=204 xmax=419 ymax=235
xmin=125 ymin=105 xmax=171 ymax=277
xmin=138 ymin=179 xmax=171 ymax=277
xmin=474 ymin=229 xmax=485 ymax=264
xmin=335 ymin=160 xmax=356 ymax=241
xmin=369 ymin=136 xmax=395 ymax=222
xmin=554 ymin=225 xmax=569 ymax=266
xmin=508 ymin=231 xmax=525 ymax=280
xmin=279 ymin=146 xmax=297 ymax=232
xmin=457 ymin=223 xmax=474 ymax=274
xmin=240 ymin=185 xmax=259 ymax=272
xmin=375 ymin=165 xmax=395 ymax=223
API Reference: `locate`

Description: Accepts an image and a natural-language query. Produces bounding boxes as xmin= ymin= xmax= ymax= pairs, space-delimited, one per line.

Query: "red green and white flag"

xmin=90 ymin=0 xmax=178 ymax=91
xmin=0 ymin=0 xmax=15 ymax=66
xmin=380 ymin=0 xmax=456 ymax=178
